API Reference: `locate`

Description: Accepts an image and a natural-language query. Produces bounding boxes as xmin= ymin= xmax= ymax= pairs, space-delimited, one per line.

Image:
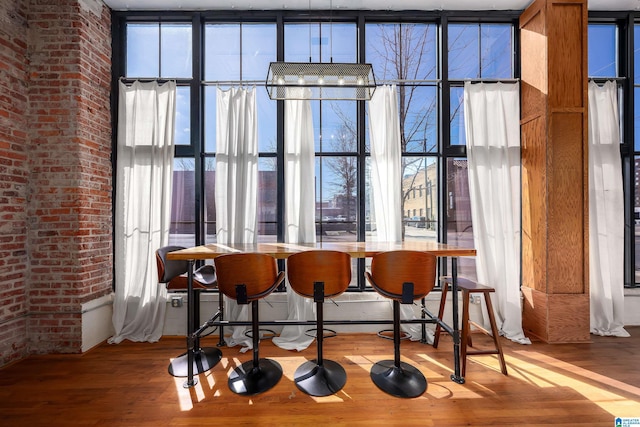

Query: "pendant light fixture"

xmin=265 ymin=0 xmax=376 ymax=101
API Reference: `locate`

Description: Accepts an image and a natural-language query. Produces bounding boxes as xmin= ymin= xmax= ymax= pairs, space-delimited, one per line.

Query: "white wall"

xmin=78 ymin=288 xmax=640 ymax=353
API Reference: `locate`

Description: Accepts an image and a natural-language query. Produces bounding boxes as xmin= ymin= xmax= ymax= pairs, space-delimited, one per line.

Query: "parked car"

xmin=410 ymin=216 xmax=426 ymax=228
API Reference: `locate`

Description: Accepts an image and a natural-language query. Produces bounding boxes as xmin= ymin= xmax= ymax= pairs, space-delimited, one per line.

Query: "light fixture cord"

xmin=330 ymin=0 xmax=333 ymax=63
xmin=309 ymin=0 xmax=312 ymax=62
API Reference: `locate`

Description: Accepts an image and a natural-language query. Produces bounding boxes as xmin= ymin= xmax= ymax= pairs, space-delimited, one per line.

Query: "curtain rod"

xmin=119 ymin=77 xmax=177 ymax=84
xmin=589 ymin=77 xmax=626 ymax=82
xmin=458 ymin=78 xmax=519 ymax=83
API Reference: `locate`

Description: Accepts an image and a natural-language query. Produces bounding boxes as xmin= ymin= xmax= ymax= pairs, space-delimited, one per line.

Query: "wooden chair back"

xmin=214 ymin=253 xmax=284 ymax=302
xmin=286 ymin=250 xmax=352 ymax=299
xmin=366 ymin=250 xmax=437 ymax=301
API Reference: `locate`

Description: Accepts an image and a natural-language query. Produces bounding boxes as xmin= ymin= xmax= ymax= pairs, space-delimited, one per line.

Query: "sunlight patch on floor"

xmin=511 ymin=350 xmax=640 ymax=418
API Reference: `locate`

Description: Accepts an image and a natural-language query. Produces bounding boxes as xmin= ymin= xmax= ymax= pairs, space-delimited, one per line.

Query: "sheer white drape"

xmin=273 ymin=88 xmax=317 ymax=351
xmin=369 ymin=85 xmax=403 ymax=243
xmin=588 ymin=81 xmax=629 ymax=337
xmin=110 ymin=80 xmax=176 ymax=344
xmin=463 ymin=82 xmax=530 ymax=345
xmin=215 ymin=87 xmax=259 ymax=350
xmin=369 ymin=85 xmax=425 ymax=341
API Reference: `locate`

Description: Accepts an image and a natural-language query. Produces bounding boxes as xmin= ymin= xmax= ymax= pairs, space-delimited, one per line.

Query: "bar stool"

xmin=214 ymin=253 xmax=285 ymax=396
xmin=433 ymin=277 xmax=507 ymax=376
xmin=156 ymin=246 xmax=222 ymax=378
xmin=365 ymin=250 xmax=437 ymax=398
xmin=286 ymin=250 xmax=352 ymax=397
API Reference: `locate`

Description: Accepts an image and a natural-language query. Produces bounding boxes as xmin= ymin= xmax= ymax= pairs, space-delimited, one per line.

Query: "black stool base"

xmin=370 ymin=360 xmax=427 ymax=398
xmin=168 ymin=347 xmax=222 ymax=377
xmin=228 ymin=358 xmax=283 ymax=396
xmin=294 ymin=359 xmax=346 ymax=397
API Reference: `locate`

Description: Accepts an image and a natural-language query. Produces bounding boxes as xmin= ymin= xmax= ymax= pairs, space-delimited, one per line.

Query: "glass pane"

xmin=170 ymin=158 xmax=195 ymax=247
xmin=257 ymin=89 xmax=277 ymax=153
xmin=161 ymin=24 xmax=192 ymax=78
xmin=285 ymin=23 xmax=320 ymax=62
xmin=320 ymin=102 xmax=357 ymax=153
xmin=175 ymin=86 xmax=190 ymax=146
xmin=402 ymin=157 xmax=438 ymax=240
xmin=203 ymin=159 xmax=277 ymax=244
xmin=205 ymin=24 xmax=240 ymax=81
xmin=365 ymin=23 xmax=437 ymax=81
xmin=480 ymin=24 xmax=512 ymax=79
xmin=204 ymin=86 xmax=216 ymax=153
xmin=636 ymin=156 xmax=640 ymax=283
xmin=258 ymin=158 xmax=277 ymax=242
xmin=450 ymin=86 xmax=465 ymax=146
xmin=242 ymin=24 xmax=276 ymax=81
xmin=635 ymin=88 xmax=640 ymax=151
xmin=401 ymin=86 xmax=438 ymax=152
xmin=448 ymin=24 xmax=479 ymax=79
xmin=316 ymin=157 xmax=357 ymax=241
xmin=589 ymin=24 xmax=617 ymax=78
xmin=364 ymin=157 xmax=375 ymax=238
xmin=126 ymin=23 xmax=159 ymax=77
xmin=204 ymin=158 xmax=216 ymax=243
xmin=636 ymin=25 xmax=640 ymax=82
xmin=321 ymin=23 xmax=356 ymax=63
xmin=445 ymin=158 xmax=476 ymax=280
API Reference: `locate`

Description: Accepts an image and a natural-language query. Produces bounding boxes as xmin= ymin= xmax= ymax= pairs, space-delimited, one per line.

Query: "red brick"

xmin=0 ymin=0 xmax=112 ymax=365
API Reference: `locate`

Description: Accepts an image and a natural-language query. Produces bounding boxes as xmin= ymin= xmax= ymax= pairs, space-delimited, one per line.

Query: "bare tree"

xmin=368 ymin=23 xmax=438 ymax=230
xmin=327 ymin=122 xmax=357 ymax=222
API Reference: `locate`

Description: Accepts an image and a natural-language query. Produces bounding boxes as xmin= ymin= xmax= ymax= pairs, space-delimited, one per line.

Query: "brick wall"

xmin=0 ymin=0 xmax=29 ymax=366
xmin=0 ymin=0 xmax=112 ymax=365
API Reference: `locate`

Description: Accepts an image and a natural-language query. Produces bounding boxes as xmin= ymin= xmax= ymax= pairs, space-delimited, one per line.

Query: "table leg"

xmin=167 ymin=259 xmax=222 ymax=383
xmin=184 ymin=260 xmax=197 ymax=388
xmin=420 ymin=296 xmax=427 ymax=344
xmin=450 ymin=257 xmax=465 ymax=384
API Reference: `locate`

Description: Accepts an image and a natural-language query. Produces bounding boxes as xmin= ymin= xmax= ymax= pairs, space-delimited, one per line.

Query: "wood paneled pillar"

xmin=519 ymin=0 xmax=590 ymax=343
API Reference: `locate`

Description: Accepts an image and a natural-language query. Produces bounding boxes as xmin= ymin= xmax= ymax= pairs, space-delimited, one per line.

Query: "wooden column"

xmin=519 ymin=0 xmax=590 ymax=343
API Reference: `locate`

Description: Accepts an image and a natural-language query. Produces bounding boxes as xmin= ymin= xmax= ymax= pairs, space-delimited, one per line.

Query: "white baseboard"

xmin=81 ymin=293 xmax=114 ymax=352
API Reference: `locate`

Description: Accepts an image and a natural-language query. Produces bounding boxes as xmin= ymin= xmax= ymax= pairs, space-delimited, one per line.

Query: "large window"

xmin=588 ymin=17 xmax=637 ymax=287
xmin=365 ymin=23 xmax=439 ymax=246
xmin=116 ymin=11 xmax=518 ymax=289
xmin=202 ymin=22 xmax=277 ymax=243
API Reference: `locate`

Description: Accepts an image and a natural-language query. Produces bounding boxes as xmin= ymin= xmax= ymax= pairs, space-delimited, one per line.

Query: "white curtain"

xmin=273 ymin=88 xmax=317 ymax=351
xmin=369 ymin=85 xmax=403 ymax=243
xmin=463 ymin=82 xmax=530 ymax=345
xmin=215 ymin=87 xmax=259 ymax=350
xmin=369 ymin=85 xmax=424 ymax=341
xmin=588 ymin=81 xmax=629 ymax=337
xmin=110 ymin=80 xmax=176 ymax=344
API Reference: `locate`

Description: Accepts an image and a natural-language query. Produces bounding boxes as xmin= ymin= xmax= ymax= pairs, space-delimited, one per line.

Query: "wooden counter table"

xmin=167 ymin=240 xmax=476 ymax=388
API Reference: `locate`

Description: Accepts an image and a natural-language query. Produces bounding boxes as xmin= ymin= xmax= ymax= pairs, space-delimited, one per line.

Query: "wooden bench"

xmin=433 ymin=276 xmax=508 ymax=376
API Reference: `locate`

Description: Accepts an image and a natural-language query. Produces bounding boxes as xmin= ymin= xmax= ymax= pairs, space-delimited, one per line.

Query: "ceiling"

xmin=102 ymin=0 xmax=640 ymax=12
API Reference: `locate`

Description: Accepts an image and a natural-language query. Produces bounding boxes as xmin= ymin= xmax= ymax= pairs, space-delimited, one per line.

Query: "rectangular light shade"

xmin=265 ymin=62 xmax=376 ymax=100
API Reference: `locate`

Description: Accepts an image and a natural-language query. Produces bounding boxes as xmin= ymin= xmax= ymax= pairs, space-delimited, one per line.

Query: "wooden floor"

xmin=2 ymin=328 xmax=640 ymax=426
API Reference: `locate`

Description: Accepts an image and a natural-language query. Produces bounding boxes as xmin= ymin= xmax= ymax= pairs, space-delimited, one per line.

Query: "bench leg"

xmin=432 ymin=282 xmax=449 ymax=349
xmin=483 ymin=293 xmax=508 ymax=376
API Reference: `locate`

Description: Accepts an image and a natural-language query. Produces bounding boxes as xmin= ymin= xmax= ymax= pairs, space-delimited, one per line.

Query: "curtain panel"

xmin=463 ymin=82 xmax=530 ymax=344
xmin=369 ymin=85 xmax=425 ymax=341
xmin=272 ymin=88 xmax=317 ymax=351
xmin=110 ymin=80 xmax=176 ymax=344
xmin=588 ymin=81 xmax=628 ymax=337
xmin=215 ymin=87 xmax=259 ymax=350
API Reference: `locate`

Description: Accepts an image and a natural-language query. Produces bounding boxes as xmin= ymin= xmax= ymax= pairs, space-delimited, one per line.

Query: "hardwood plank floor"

xmin=1 ymin=328 xmax=639 ymax=426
